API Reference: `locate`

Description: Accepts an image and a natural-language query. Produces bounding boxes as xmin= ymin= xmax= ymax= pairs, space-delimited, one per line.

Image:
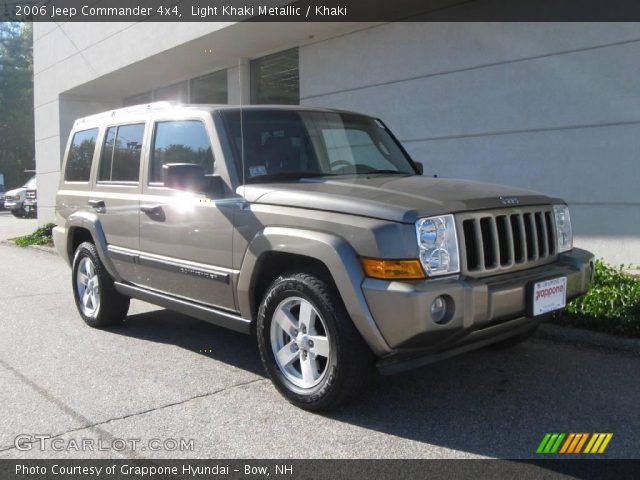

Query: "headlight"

xmin=14 ymin=194 xmax=21 ymax=201
xmin=415 ymin=214 xmax=460 ymax=276
xmin=553 ymin=204 xmax=573 ymax=253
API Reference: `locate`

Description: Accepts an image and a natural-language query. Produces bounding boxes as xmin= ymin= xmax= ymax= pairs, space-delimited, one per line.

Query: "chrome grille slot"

xmin=458 ymin=206 xmax=557 ymax=277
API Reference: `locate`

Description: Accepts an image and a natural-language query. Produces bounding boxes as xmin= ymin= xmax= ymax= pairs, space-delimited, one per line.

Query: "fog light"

xmin=430 ymin=296 xmax=448 ymax=324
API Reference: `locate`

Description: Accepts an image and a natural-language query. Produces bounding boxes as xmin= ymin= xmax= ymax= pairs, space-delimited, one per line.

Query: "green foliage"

xmin=554 ymin=259 xmax=640 ymax=337
xmin=0 ymin=22 xmax=34 ymax=190
xmin=14 ymin=223 xmax=55 ymax=247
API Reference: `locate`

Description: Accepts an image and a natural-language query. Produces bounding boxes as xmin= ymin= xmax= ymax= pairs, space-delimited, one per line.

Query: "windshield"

xmin=23 ymin=176 xmax=36 ymax=189
xmin=221 ymin=109 xmax=417 ymax=183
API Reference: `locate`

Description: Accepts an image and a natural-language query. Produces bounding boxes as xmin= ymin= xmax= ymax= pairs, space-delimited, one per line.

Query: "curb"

xmin=536 ymin=323 xmax=640 ymax=354
xmin=1 ymin=239 xmax=56 ymax=255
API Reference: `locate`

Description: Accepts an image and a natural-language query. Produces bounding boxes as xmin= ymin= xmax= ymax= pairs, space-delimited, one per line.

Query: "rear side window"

xmin=64 ymin=128 xmax=99 ymax=182
xmin=150 ymin=120 xmax=213 ymax=184
xmin=98 ymin=123 xmax=145 ymax=183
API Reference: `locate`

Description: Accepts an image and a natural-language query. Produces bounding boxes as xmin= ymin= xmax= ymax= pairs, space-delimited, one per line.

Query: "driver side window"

xmin=149 ymin=120 xmax=214 ymax=184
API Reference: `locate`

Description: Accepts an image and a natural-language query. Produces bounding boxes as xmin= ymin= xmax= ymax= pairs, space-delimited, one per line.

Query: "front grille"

xmin=26 ymin=190 xmax=36 ymax=200
xmin=459 ymin=206 xmax=556 ymax=276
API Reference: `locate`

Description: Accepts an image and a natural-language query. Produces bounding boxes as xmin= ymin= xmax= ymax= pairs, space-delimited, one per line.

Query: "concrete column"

xmin=227 ymin=58 xmax=251 ymax=105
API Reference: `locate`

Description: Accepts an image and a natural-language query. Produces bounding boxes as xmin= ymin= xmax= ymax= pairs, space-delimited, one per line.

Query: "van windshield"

xmin=221 ymin=109 xmax=417 ymax=183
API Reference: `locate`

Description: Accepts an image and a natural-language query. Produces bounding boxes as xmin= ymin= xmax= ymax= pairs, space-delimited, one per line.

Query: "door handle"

xmin=88 ymin=199 xmax=106 ymax=213
xmin=140 ymin=205 xmax=165 ymax=220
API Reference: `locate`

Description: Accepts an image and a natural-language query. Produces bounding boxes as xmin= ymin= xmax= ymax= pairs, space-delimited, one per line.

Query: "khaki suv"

xmin=54 ymin=102 xmax=594 ymax=410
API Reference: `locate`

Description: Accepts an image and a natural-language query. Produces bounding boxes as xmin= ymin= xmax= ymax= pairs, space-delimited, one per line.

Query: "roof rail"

xmin=74 ymin=101 xmax=178 ymax=125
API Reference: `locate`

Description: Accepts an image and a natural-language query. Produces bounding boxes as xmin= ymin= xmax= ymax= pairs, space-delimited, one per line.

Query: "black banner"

xmin=6 ymin=0 xmax=640 ymax=22
xmin=1 ymin=460 xmax=639 ymax=480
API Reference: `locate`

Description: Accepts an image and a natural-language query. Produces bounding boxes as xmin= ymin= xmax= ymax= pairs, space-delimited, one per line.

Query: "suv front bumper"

xmin=362 ymin=248 xmax=594 ymax=370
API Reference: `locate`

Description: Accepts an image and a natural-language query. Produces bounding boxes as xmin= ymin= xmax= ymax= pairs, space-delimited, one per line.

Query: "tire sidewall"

xmin=72 ymin=243 xmax=103 ymax=326
xmin=257 ymin=277 xmax=341 ymax=403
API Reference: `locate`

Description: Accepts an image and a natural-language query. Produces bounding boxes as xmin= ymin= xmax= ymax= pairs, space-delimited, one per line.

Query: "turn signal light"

xmin=360 ymin=258 xmax=426 ymax=280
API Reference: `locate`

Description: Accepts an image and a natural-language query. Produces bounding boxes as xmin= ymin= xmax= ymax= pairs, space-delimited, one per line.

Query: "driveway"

xmin=0 ymin=210 xmax=38 ymax=241
xmin=0 ymin=243 xmax=638 ymax=459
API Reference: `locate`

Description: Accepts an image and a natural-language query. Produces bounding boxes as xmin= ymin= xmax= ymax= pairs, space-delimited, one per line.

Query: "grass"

xmin=553 ymin=259 xmax=640 ymax=338
xmin=14 ymin=223 xmax=55 ymax=247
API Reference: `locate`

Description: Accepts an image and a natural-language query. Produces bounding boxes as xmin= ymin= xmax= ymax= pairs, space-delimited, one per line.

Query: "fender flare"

xmin=64 ymin=211 xmax=122 ymax=281
xmin=237 ymin=226 xmax=391 ymax=356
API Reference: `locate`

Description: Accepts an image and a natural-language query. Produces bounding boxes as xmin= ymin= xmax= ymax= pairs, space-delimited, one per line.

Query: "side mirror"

xmin=414 ymin=161 xmax=424 ymax=175
xmin=162 ymin=163 xmax=206 ymax=192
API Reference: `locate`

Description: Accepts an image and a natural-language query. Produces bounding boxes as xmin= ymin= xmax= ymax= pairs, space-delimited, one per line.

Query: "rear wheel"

xmin=72 ymin=242 xmax=129 ymax=328
xmin=257 ymin=272 xmax=374 ymax=411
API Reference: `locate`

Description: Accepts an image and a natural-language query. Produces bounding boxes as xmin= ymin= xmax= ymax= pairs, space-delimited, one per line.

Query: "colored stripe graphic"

xmin=598 ymin=433 xmax=613 ymax=453
xmin=537 ymin=433 xmax=552 ymax=454
xmin=560 ymin=433 xmax=575 ymax=453
xmin=538 ymin=433 xmax=613 ymax=454
xmin=574 ymin=433 xmax=588 ymax=453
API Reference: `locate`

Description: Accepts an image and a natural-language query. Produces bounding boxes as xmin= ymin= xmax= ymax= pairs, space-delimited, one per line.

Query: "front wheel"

xmin=72 ymin=242 xmax=130 ymax=328
xmin=11 ymin=208 xmax=26 ymax=218
xmin=257 ymin=272 xmax=374 ymax=411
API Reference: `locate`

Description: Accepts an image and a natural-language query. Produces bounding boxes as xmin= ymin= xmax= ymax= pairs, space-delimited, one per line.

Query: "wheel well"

xmin=251 ymin=252 xmax=335 ymax=319
xmin=68 ymin=227 xmax=94 ymax=262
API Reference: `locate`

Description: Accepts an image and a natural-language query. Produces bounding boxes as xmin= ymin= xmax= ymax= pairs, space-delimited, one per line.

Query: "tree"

xmin=0 ymin=22 xmax=33 ymax=190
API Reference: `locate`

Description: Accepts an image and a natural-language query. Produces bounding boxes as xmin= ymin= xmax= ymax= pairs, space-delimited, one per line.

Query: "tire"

xmin=257 ymin=271 xmax=374 ymax=411
xmin=11 ymin=208 xmax=26 ymax=218
xmin=486 ymin=324 xmax=540 ymax=350
xmin=72 ymin=242 xmax=130 ymax=328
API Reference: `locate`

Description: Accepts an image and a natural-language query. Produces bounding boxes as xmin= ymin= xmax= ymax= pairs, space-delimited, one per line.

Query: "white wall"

xmin=33 ymin=21 xmax=640 ymax=264
xmin=33 ymin=21 xmax=365 ymax=223
xmin=300 ymin=23 xmax=640 ymax=265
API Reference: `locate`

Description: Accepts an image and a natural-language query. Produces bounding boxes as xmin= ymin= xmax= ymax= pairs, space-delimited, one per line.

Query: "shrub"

xmin=14 ymin=223 xmax=56 ymax=247
xmin=553 ymin=259 xmax=640 ymax=337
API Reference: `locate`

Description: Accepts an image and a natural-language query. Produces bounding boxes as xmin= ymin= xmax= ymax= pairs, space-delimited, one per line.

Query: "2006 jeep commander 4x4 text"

xmin=54 ymin=103 xmax=594 ymax=410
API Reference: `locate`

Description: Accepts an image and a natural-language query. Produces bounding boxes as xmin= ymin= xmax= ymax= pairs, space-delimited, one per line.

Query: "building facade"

xmin=33 ymin=22 xmax=640 ymax=264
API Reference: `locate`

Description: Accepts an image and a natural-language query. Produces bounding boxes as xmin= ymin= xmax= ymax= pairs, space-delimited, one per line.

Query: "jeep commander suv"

xmin=54 ymin=103 xmax=594 ymax=410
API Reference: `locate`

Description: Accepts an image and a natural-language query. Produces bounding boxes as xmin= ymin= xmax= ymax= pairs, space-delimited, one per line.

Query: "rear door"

xmin=90 ymin=120 xmax=148 ymax=282
xmin=136 ymin=111 xmax=237 ymax=311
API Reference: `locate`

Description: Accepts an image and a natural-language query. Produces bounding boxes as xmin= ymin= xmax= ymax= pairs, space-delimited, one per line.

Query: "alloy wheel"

xmin=270 ymin=296 xmax=331 ymax=388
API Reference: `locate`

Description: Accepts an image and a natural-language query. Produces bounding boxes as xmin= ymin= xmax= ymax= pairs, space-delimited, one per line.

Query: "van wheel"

xmin=257 ymin=272 xmax=374 ymax=411
xmin=11 ymin=209 xmax=26 ymax=218
xmin=72 ymin=242 xmax=129 ymax=328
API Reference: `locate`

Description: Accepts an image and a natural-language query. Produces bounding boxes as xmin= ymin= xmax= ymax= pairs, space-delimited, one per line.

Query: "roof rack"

xmin=74 ymin=101 xmax=179 ymax=125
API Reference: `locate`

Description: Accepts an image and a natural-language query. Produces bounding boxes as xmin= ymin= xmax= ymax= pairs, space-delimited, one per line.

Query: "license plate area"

xmin=531 ymin=277 xmax=567 ymax=316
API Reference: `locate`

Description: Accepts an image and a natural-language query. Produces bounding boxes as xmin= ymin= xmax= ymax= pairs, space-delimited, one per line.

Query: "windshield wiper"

xmin=245 ymin=172 xmax=336 ymax=183
xmin=364 ymin=170 xmax=412 ymax=175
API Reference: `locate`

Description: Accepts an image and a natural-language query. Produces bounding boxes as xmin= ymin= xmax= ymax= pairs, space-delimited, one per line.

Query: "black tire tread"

xmin=72 ymin=241 xmax=129 ymax=328
xmin=257 ymin=271 xmax=374 ymax=411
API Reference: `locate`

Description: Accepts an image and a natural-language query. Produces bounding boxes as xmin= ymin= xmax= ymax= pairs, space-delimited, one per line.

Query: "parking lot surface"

xmin=0 ymin=210 xmax=37 ymax=241
xmin=0 ymin=243 xmax=638 ymax=459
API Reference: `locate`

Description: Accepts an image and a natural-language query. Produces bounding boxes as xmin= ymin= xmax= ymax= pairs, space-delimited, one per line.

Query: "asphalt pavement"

xmin=0 ymin=228 xmax=638 ymax=459
xmin=0 ymin=210 xmax=37 ymax=241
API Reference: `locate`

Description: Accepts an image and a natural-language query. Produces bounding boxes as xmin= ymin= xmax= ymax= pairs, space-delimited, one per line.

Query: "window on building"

xmin=98 ymin=123 xmax=145 ymax=183
xmin=154 ymin=81 xmax=188 ymax=103
xmin=250 ymin=48 xmax=299 ymax=105
xmin=64 ymin=128 xmax=99 ymax=182
xmin=190 ymin=70 xmax=228 ymax=104
xmin=123 ymin=92 xmax=152 ymax=106
xmin=149 ymin=120 xmax=214 ymax=184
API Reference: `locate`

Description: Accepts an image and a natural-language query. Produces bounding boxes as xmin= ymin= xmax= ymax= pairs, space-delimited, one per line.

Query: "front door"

xmin=136 ymin=116 xmax=237 ymax=311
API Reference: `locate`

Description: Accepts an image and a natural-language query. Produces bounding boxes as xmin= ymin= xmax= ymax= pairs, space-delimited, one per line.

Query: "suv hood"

xmin=5 ymin=187 xmax=25 ymax=197
xmin=242 ymin=175 xmax=561 ymax=223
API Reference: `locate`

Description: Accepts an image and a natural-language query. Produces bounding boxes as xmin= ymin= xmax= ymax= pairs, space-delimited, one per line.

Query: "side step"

xmin=114 ymin=282 xmax=252 ymax=334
